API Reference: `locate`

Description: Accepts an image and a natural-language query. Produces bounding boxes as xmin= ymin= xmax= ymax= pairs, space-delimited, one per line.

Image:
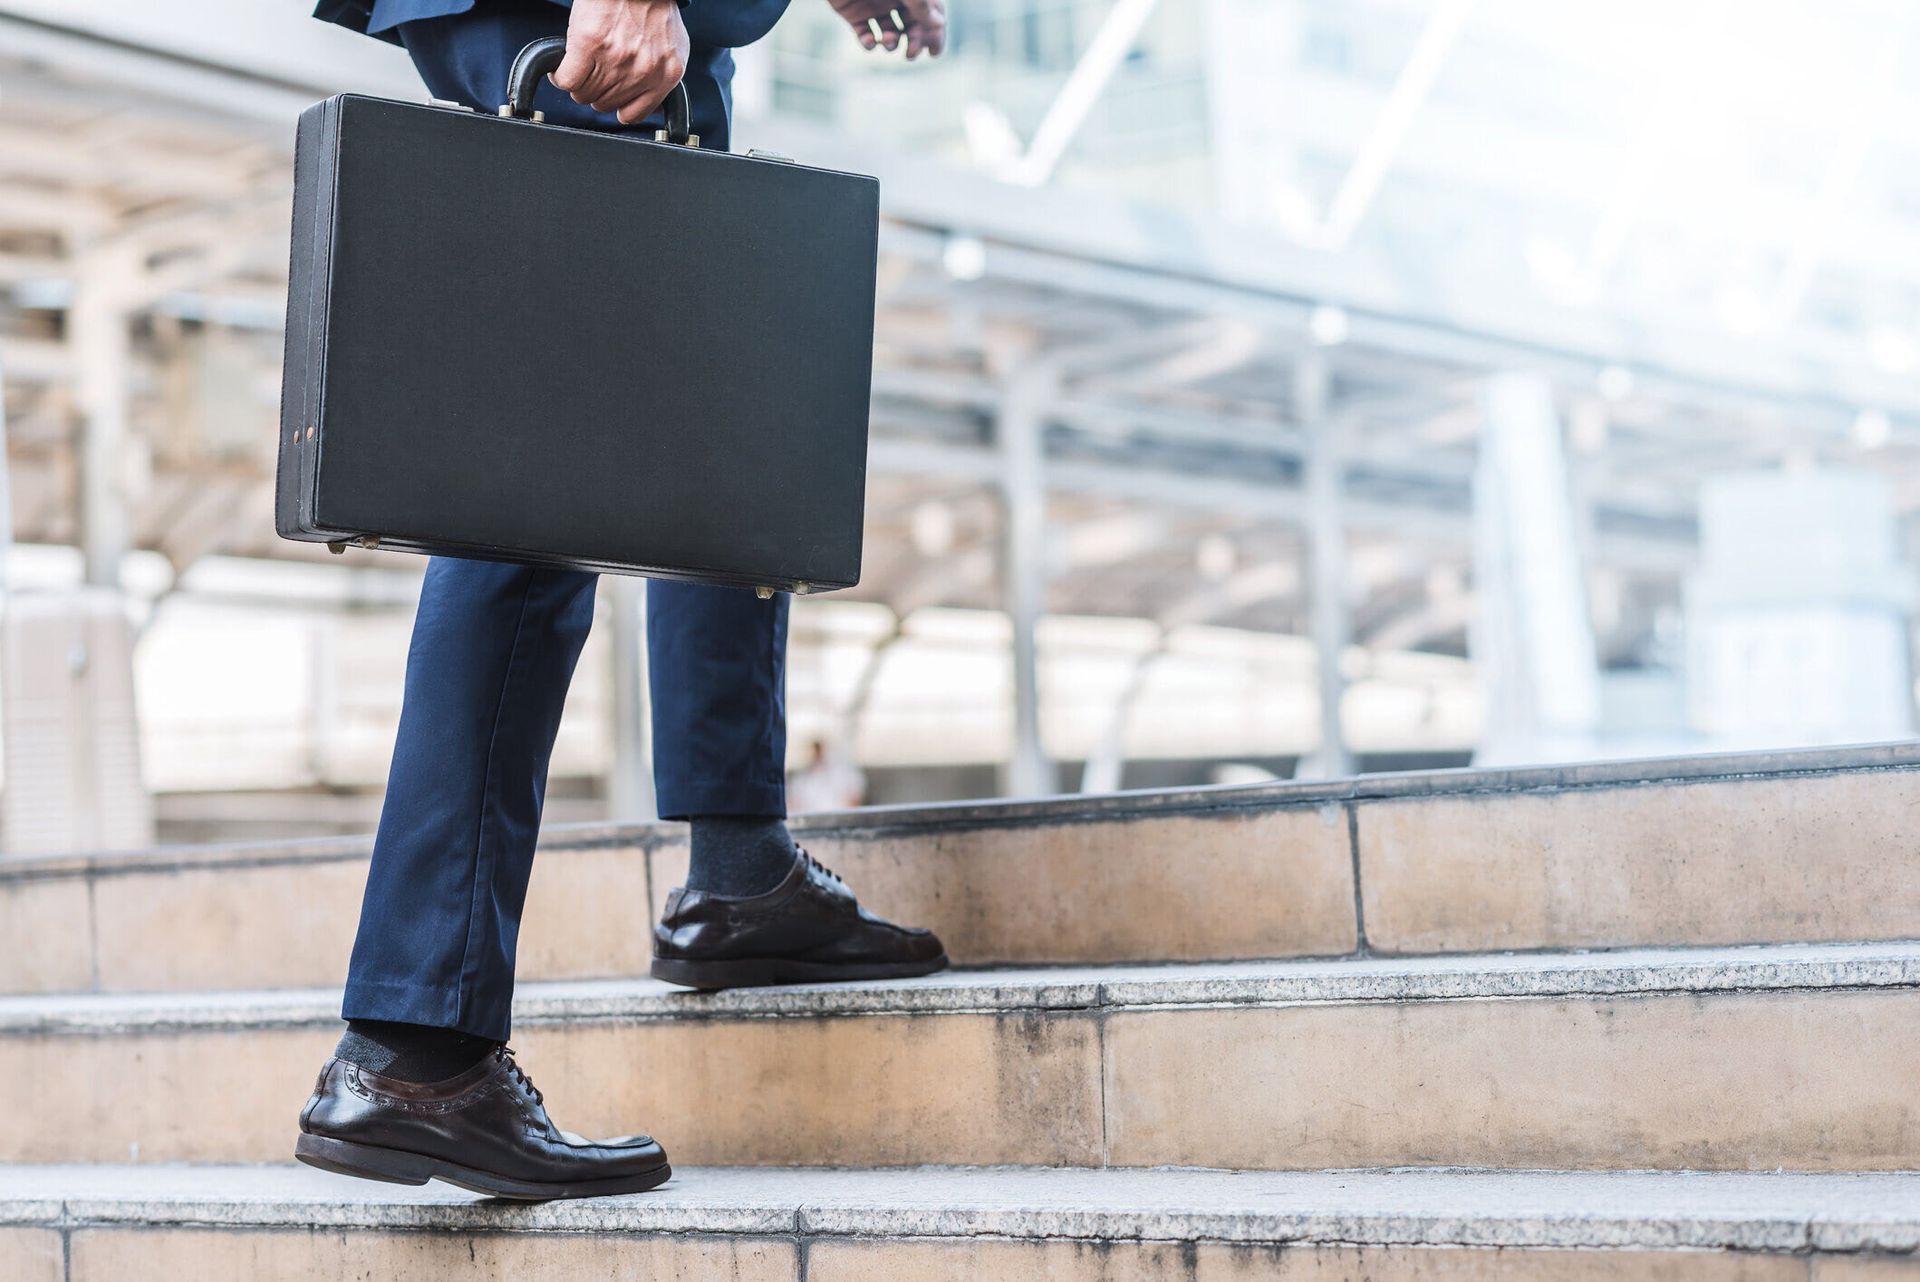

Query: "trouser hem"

xmin=341 ymin=978 xmax=510 ymax=1043
xmin=655 ymin=777 xmax=786 ymax=822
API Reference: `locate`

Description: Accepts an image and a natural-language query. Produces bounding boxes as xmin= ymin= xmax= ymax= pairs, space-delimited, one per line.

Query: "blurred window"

xmin=1301 ymin=19 xmax=1351 ymax=72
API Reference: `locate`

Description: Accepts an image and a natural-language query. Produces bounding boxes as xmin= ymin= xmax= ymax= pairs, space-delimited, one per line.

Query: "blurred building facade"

xmin=0 ymin=0 xmax=1916 ymax=847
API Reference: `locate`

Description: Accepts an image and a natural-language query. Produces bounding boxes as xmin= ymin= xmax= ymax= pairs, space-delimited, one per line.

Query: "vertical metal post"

xmin=838 ymin=616 xmax=905 ymax=747
xmin=1471 ymin=371 xmax=1602 ymax=765
xmin=1299 ymin=352 xmax=1353 ymax=779
xmin=999 ymin=365 xmax=1054 ymax=796
xmin=1078 ymin=635 xmax=1164 ymax=794
xmin=606 ymin=576 xmax=656 ymax=822
xmin=306 ymin=616 xmax=338 ymax=785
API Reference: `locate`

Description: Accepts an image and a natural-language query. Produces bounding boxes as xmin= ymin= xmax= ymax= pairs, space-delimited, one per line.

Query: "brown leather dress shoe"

xmin=652 ymin=848 xmax=948 ymax=989
xmin=295 ymin=1044 xmax=669 ymax=1200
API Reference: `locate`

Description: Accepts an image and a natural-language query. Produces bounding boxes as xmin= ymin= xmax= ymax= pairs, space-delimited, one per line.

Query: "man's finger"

xmin=901 ymin=0 xmax=946 ymax=58
xmin=551 ymin=42 xmax=598 ymax=93
xmin=609 ymin=52 xmax=686 ymax=125
xmin=927 ymin=2 xmax=948 ymax=55
xmin=592 ymin=72 xmax=639 ymax=116
xmin=613 ymin=80 xmax=671 ymax=126
xmin=576 ymin=71 xmax=619 ymax=108
xmin=853 ymin=16 xmax=877 ymax=48
xmin=569 ymin=54 xmax=620 ymax=107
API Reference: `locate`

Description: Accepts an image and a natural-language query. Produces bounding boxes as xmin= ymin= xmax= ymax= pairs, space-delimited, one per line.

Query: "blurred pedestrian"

xmin=789 ymin=736 xmax=868 ymax=811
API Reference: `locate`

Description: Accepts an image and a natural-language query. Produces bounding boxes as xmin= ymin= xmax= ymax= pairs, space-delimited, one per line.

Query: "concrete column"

xmin=1299 ymin=352 xmax=1353 ymax=779
xmin=606 ymin=576 xmax=655 ymax=822
xmin=998 ymin=366 xmax=1054 ymax=796
xmin=16 ymin=252 xmax=156 ymax=850
xmin=69 ymin=264 xmax=134 ymax=590
xmin=0 ymin=349 xmax=11 ymax=598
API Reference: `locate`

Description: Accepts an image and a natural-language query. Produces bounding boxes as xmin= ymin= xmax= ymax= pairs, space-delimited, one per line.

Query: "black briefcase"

xmin=278 ymin=38 xmax=877 ymax=594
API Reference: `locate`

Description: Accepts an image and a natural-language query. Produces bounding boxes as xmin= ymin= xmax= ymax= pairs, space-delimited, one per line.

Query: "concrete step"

xmin=9 ymin=742 xmax=1920 ymax=997
xmin=2 ymin=1162 xmax=1916 ymax=1280
xmin=5 ymin=942 xmax=1917 ymax=1172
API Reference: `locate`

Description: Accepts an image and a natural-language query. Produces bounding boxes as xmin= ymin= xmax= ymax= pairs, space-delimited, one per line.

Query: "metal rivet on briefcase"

xmin=278 ymin=38 xmax=878 ymax=593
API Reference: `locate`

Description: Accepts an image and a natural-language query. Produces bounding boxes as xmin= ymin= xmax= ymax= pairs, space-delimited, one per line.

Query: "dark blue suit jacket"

xmin=314 ymin=0 xmax=793 ymax=50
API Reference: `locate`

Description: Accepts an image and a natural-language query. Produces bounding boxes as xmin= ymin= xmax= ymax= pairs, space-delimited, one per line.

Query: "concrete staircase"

xmin=3 ymin=743 xmax=1919 ymax=1278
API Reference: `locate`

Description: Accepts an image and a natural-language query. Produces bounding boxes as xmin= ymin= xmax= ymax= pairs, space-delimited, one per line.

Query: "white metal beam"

xmin=1317 ymin=0 xmax=1478 ymax=250
xmin=1003 ymin=0 xmax=1164 ymax=188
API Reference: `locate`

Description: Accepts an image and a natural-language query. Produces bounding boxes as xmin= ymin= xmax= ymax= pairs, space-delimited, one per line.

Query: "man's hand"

xmin=551 ymin=0 xmax=691 ymax=126
xmin=827 ymin=0 xmax=947 ymax=59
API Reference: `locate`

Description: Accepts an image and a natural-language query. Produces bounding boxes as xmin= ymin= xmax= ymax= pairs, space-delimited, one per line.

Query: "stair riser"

xmin=9 ymin=1227 xmax=1908 ymax=1281
xmin=7 ymin=987 xmax=1915 ymax=1170
xmin=11 ymin=752 xmax=1920 ymax=996
xmin=0 ymin=806 xmax=1355 ymax=996
xmin=1355 ymin=766 xmax=1920 ymax=953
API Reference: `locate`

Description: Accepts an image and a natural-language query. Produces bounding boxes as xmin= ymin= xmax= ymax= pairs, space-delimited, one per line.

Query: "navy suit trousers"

xmin=342 ymin=3 xmax=787 ymax=1041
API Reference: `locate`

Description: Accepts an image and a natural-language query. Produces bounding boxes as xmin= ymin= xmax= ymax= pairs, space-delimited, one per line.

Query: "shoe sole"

xmin=650 ymin=951 xmax=950 ymax=990
xmin=295 ymin=1133 xmax=671 ymax=1201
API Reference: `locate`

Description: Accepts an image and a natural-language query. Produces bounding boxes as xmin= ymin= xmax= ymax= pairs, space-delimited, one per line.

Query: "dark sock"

xmin=335 ymin=1019 xmax=494 ymax=1083
xmin=687 ymin=816 xmax=799 ymax=897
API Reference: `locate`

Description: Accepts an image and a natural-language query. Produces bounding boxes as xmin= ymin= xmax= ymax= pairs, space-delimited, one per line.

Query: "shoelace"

xmin=800 ymin=847 xmax=845 ymax=888
xmin=496 ymin=1045 xmax=543 ymax=1106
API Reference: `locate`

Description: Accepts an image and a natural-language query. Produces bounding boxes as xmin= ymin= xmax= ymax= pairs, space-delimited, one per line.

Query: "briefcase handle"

xmin=504 ymin=36 xmax=697 ymax=147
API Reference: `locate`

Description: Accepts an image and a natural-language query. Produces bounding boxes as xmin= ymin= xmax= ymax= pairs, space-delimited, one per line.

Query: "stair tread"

xmin=12 ymin=740 xmax=1920 ymax=879
xmin=6 ymin=939 xmax=1918 ymax=1033
xmin=0 ymin=1162 xmax=1914 ymax=1252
